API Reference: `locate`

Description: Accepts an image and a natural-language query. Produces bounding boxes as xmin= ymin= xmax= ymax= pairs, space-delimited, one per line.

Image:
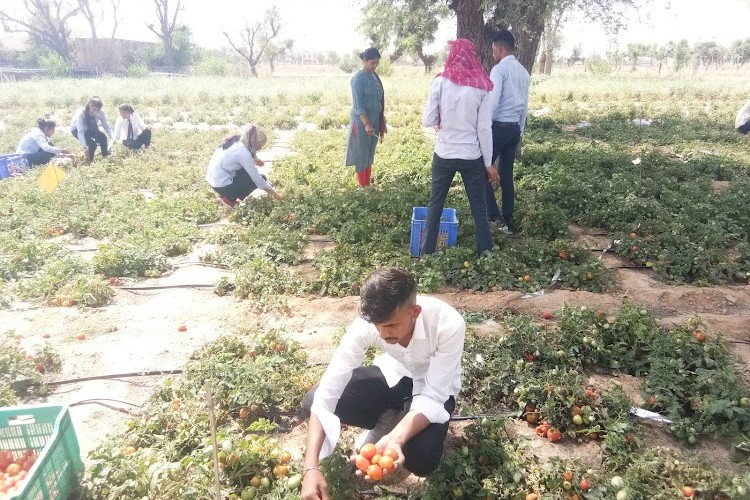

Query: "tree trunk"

xmin=538 ymin=49 xmax=546 ymax=73
xmin=250 ymin=64 xmax=258 ymax=77
xmin=451 ymin=0 xmax=548 ymax=74
xmin=390 ymin=44 xmax=405 ymax=63
xmin=452 ymin=0 xmax=493 ymax=71
xmin=163 ymin=37 xmax=175 ymax=69
xmin=513 ymin=10 xmax=546 ymax=74
xmin=415 ymin=42 xmax=436 ymax=73
xmin=543 ymin=48 xmax=553 ymax=74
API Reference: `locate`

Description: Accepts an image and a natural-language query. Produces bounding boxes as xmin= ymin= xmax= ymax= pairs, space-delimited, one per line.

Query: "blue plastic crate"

xmin=0 ymin=154 xmax=30 ymax=180
xmin=410 ymin=207 xmax=458 ymax=257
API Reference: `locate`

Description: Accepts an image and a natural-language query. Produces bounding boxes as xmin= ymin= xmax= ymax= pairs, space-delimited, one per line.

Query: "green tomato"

xmin=616 ymin=489 xmax=629 ymax=500
xmin=572 ymin=415 xmax=583 ymax=426
xmin=611 ymin=476 xmax=625 ymax=489
xmin=240 ymin=487 xmax=257 ymax=500
xmin=287 ymin=474 xmax=302 ymax=490
xmin=260 ymin=477 xmax=272 ymax=490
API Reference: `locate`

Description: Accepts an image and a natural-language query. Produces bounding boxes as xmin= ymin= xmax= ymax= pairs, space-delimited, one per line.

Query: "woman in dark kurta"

xmin=345 ymin=47 xmax=386 ymax=188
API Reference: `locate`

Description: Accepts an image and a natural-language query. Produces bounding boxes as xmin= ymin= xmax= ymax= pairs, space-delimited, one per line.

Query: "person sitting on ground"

xmin=205 ymin=124 xmax=282 ymax=207
xmin=69 ymin=96 xmax=113 ymax=162
xmin=736 ymin=100 xmax=750 ymax=135
xmin=16 ymin=118 xmax=74 ymax=166
xmin=113 ymin=104 xmax=152 ymax=150
xmin=301 ymin=267 xmax=465 ymax=500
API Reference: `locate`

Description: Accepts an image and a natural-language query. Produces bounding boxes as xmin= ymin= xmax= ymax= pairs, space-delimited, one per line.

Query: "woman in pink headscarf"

xmin=420 ymin=39 xmax=499 ymax=255
xmin=205 ymin=125 xmax=283 ymax=207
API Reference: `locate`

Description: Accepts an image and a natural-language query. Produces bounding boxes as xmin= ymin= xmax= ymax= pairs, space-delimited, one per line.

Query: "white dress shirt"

xmin=205 ymin=142 xmax=271 ymax=191
xmin=736 ymin=101 xmax=750 ymax=129
xmin=113 ymin=112 xmax=147 ymax=142
xmin=310 ymin=295 xmax=465 ymax=458
xmin=422 ymin=76 xmax=493 ymax=168
xmin=16 ymin=128 xmax=61 ymax=155
xmin=69 ymin=108 xmax=113 ymax=147
xmin=489 ymin=55 xmax=530 ymax=133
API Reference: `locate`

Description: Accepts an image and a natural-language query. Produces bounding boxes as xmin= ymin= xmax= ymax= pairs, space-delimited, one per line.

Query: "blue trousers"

xmin=485 ymin=121 xmax=521 ymax=230
xmin=423 ymin=153 xmax=493 ymax=255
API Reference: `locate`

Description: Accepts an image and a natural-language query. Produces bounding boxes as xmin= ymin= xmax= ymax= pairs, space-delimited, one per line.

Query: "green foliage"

xmin=0 ymin=332 xmax=61 ymax=405
xmin=126 ymin=64 xmax=149 ymax=78
xmin=36 ymin=50 xmax=71 ymax=77
xmin=194 ymin=54 xmax=228 ymax=76
xmin=81 ymin=331 xmax=320 ymax=499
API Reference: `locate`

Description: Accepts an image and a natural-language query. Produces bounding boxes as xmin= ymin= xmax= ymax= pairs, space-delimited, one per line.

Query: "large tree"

xmin=224 ymin=7 xmax=283 ymax=77
xmin=449 ymin=0 xmax=635 ymax=72
xmin=77 ymin=0 xmax=121 ymax=40
xmin=0 ymin=0 xmax=80 ymax=61
xmin=147 ymin=0 xmax=183 ymax=70
xmin=360 ymin=0 xmax=449 ymax=72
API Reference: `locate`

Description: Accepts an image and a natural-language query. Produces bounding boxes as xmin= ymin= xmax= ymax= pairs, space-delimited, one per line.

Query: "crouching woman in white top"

xmin=69 ymin=96 xmax=113 ymax=162
xmin=16 ymin=118 xmax=73 ymax=166
xmin=205 ymin=125 xmax=283 ymax=207
xmin=114 ymin=104 xmax=152 ymax=150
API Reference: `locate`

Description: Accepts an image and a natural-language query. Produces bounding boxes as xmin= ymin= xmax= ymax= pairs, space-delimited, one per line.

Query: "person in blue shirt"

xmin=345 ymin=47 xmax=386 ymax=188
xmin=484 ymin=30 xmax=530 ymax=235
xmin=69 ymin=96 xmax=113 ymax=162
xmin=16 ymin=118 xmax=73 ymax=166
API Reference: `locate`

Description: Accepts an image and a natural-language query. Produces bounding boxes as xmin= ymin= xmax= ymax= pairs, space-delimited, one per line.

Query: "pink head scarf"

xmin=436 ymin=39 xmax=493 ymax=92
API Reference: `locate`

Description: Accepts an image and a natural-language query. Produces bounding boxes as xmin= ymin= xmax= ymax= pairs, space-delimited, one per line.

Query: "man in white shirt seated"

xmin=736 ymin=101 xmax=750 ymax=135
xmin=301 ymin=268 xmax=465 ymax=500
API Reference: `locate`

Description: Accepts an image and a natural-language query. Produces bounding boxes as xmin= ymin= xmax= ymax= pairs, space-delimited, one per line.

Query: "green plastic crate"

xmin=0 ymin=405 xmax=83 ymax=500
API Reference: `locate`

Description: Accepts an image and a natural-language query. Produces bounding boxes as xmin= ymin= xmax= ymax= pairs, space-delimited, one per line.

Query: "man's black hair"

xmin=492 ymin=29 xmax=516 ymax=52
xmin=359 ymin=268 xmax=417 ymax=324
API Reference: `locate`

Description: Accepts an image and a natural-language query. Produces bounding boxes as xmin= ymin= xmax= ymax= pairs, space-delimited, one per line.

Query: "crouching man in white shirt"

xmin=301 ymin=268 xmax=465 ymax=500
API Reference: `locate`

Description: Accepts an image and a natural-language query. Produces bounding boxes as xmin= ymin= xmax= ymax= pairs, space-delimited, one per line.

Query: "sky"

xmin=3 ymin=0 xmax=750 ymax=56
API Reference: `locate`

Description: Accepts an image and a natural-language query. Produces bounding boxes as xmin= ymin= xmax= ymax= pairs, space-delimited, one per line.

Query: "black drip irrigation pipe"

xmin=70 ymin=398 xmax=143 ymax=408
xmin=47 ymin=369 xmax=183 ymax=386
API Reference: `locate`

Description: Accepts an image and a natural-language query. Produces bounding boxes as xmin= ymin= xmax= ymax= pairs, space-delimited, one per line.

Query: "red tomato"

xmin=366 ymin=464 xmax=383 ymax=481
xmin=547 ymin=428 xmax=562 ymax=443
xmin=355 ymin=455 xmax=370 ymax=473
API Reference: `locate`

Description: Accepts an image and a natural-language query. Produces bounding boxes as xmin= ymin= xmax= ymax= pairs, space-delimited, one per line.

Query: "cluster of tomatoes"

xmin=0 ymin=448 xmax=37 ymax=497
xmin=230 ymin=450 xmax=302 ymax=500
xmin=354 ymin=443 xmax=398 ymax=481
xmin=534 ymin=420 xmax=562 ymax=443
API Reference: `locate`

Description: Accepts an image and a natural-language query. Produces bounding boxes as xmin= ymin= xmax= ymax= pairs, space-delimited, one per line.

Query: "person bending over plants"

xmin=205 ymin=124 xmax=282 ymax=208
xmin=16 ymin=118 xmax=74 ymax=166
xmin=69 ymin=96 xmax=113 ymax=162
xmin=736 ymin=100 xmax=750 ymax=135
xmin=113 ymin=104 xmax=152 ymax=150
xmin=301 ymin=268 xmax=465 ymax=500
